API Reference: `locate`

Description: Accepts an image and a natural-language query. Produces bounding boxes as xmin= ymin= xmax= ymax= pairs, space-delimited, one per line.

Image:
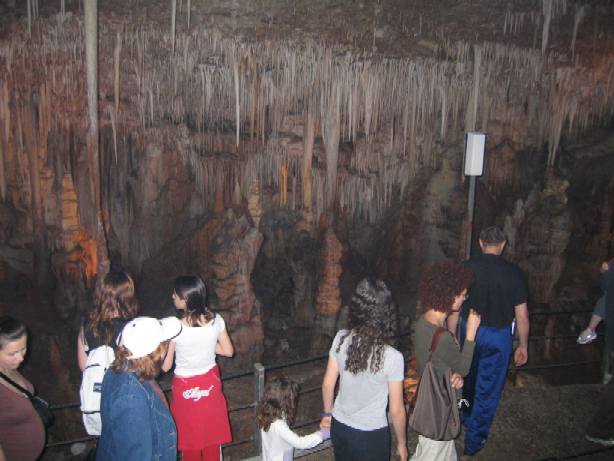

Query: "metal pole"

xmin=253 ymin=363 xmax=265 ymax=455
xmin=465 ymin=175 xmax=476 ymax=260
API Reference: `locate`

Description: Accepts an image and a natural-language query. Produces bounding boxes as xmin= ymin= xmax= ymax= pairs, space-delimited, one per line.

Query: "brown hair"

xmin=87 ymin=270 xmax=139 ymax=344
xmin=111 ymin=342 xmax=167 ymax=381
xmin=418 ymin=260 xmax=474 ymax=314
xmin=257 ymin=376 xmax=299 ymax=431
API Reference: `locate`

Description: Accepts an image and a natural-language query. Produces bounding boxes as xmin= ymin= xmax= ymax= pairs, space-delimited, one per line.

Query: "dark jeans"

xmin=587 ymin=351 xmax=614 ymax=438
xmin=331 ymin=417 xmax=390 ymax=461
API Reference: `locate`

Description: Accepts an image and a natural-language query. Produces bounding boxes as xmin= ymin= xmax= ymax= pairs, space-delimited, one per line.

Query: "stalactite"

xmin=171 ymin=0 xmax=177 ymax=55
xmin=542 ymin=0 xmax=552 ymax=55
xmin=302 ymin=99 xmax=314 ymax=215
xmin=114 ymin=31 xmax=122 ymax=114
xmin=571 ymin=5 xmax=585 ymax=62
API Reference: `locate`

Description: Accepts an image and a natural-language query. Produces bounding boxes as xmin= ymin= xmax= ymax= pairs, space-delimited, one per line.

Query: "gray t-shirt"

xmin=330 ymin=330 xmax=404 ymax=431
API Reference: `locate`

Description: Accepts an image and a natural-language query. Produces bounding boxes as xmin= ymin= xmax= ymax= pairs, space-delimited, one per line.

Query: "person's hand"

xmin=396 ymin=441 xmax=408 ymax=461
xmin=320 ymin=415 xmax=332 ymax=429
xmin=514 ymin=346 xmax=528 ymax=366
xmin=450 ymin=372 xmax=464 ymax=390
xmin=601 ymin=261 xmax=610 ymax=272
xmin=465 ymin=309 xmax=481 ymax=341
xmin=319 ymin=428 xmax=330 ymax=440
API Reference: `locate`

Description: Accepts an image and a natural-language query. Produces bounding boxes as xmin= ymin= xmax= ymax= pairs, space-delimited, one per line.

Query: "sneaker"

xmin=577 ymin=328 xmax=597 ymax=344
xmin=585 ymin=434 xmax=614 ymax=446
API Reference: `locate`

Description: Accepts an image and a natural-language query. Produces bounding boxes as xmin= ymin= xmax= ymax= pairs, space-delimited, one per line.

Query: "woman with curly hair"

xmin=258 ymin=376 xmax=328 ymax=461
xmin=320 ymin=277 xmax=408 ymax=461
xmin=410 ymin=260 xmax=480 ymax=461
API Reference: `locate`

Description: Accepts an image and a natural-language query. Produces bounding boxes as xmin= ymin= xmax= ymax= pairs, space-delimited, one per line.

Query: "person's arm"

xmin=320 ymin=356 xmax=339 ymax=429
xmin=161 ymin=341 xmax=176 ymax=373
xmin=514 ymin=303 xmax=529 ymax=366
xmin=272 ymin=420 xmax=324 ymax=449
xmin=0 ymin=441 xmax=6 ymax=461
xmin=388 ymin=380 xmax=408 ymax=461
xmin=109 ymin=394 xmax=154 ymax=461
xmin=215 ymin=328 xmax=234 ymax=357
xmin=436 ymin=330 xmax=476 ymax=377
xmin=77 ymin=325 xmax=88 ymax=371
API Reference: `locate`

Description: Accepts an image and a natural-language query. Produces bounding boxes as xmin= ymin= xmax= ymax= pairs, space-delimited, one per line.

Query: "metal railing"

xmin=41 ymin=308 xmax=608 ymax=460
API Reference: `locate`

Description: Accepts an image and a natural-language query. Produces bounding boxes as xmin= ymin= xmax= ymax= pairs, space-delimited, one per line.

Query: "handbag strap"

xmin=0 ymin=371 xmax=33 ymax=398
xmin=428 ymin=327 xmax=450 ymax=359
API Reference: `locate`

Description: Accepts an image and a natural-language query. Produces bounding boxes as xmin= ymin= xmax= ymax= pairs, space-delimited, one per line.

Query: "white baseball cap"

xmin=118 ymin=316 xmax=182 ymax=359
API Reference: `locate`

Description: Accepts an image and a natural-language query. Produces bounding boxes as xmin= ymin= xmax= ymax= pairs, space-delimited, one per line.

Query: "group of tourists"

xmin=3 ymin=224 xmax=612 ymax=460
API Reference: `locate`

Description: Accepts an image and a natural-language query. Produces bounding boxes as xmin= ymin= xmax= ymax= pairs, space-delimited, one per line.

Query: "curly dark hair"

xmin=417 ymin=260 xmax=474 ymax=314
xmin=257 ymin=376 xmax=299 ymax=431
xmin=337 ymin=277 xmax=396 ymax=375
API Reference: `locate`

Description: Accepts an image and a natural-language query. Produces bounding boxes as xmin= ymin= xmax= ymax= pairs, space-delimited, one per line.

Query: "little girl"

xmin=162 ymin=275 xmax=233 ymax=461
xmin=257 ymin=376 xmax=329 ymax=461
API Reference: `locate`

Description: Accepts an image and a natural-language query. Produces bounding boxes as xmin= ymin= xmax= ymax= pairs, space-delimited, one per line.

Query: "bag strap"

xmin=0 ymin=371 xmax=33 ymax=398
xmin=428 ymin=327 xmax=449 ymax=359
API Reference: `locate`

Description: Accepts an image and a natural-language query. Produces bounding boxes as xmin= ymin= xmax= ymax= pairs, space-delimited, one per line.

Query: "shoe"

xmin=577 ymin=328 xmax=597 ymax=344
xmin=585 ymin=434 xmax=614 ymax=446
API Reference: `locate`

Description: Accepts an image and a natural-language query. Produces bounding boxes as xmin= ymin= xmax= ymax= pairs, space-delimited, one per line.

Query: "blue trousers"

xmin=460 ymin=320 xmax=513 ymax=455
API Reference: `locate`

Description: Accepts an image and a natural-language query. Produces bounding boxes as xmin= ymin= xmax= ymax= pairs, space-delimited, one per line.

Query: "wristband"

xmin=322 ymin=412 xmax=332 ymax=417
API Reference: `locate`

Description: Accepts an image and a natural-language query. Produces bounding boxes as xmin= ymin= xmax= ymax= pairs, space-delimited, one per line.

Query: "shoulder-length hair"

xmin=111 ymin=342 xmax=167 ymax=381
xmin=88 ymin=270 xmax=139 ymax=344
xmin=0 ymin=316 xmax=27 ymax=349
xmin=174 ymin=275 xmax=214 ymax=326
xmin=337 ymin=277 xmax=396 ymax=375
xmin=257 ymin=376 xmax=299 ymax=431
xmin=417 ymin=260 xmax=474 ymax=314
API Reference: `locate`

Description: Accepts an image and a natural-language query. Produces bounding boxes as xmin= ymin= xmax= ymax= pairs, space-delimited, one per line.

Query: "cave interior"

xmin=1 ymin=0 xmax=614 ymax=457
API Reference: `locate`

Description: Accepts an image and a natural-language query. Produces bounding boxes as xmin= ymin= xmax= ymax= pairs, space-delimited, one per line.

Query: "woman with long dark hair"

xmin=320 ymin=278 xmax=408 ymax=461
xmin=162 ymin=275 xmax=234 ymax=461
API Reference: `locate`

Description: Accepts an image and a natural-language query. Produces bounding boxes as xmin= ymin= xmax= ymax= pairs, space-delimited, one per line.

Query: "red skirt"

xmin=171 ymin=366 xmax=233 ymax=450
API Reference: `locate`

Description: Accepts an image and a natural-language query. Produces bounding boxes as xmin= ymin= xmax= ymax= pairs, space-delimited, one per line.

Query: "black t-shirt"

xmin=84 ymin=318 xmax=128 ymax=352
xmin=461 ymin=253 xmax=528 ymax=328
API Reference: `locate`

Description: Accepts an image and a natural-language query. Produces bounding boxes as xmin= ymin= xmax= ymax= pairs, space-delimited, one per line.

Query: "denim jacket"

xmin=96 ymin=370 xmax=177 ymax=461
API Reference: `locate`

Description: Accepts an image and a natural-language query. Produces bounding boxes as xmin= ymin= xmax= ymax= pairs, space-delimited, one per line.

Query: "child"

xmin=161 ymin=275 xmax=233 ymax=461
xmin=257 ymin=376 xmax=329 ymax=461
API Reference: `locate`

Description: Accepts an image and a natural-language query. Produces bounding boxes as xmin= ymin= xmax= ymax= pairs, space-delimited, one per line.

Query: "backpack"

xmin=80 ymin=343 xmax=115 ymax=435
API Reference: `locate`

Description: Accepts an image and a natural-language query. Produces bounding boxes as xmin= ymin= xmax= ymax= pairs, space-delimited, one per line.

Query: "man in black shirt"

xmin=448 ymin=226 xmax=529 ymax=456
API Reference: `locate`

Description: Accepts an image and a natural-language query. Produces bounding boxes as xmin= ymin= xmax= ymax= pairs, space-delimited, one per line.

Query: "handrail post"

xmin=253 ymin=363 xmax=265 ymax=456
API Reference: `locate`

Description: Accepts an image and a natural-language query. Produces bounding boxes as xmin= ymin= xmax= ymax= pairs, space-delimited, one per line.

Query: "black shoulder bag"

xmin=408 ymin=327 xmax=461 ymax=441
xmin=0 ymin=371 xmax=55 ymax=428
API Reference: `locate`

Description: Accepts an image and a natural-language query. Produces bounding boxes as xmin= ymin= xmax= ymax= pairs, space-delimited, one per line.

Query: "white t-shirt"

xmin=172 ymin=314 xmax=226 ymax=377
xmin=330 ymin=329 xmax=404 ymax=431
xmin=261 ymin=419 xmax=323 ymax=461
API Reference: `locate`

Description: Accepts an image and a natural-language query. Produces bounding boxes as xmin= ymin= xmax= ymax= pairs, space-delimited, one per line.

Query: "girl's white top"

xmin=172 ymin=313 xmax=226 ymax=377
xmin=261 ymin=419 xmax=323 ymax=461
